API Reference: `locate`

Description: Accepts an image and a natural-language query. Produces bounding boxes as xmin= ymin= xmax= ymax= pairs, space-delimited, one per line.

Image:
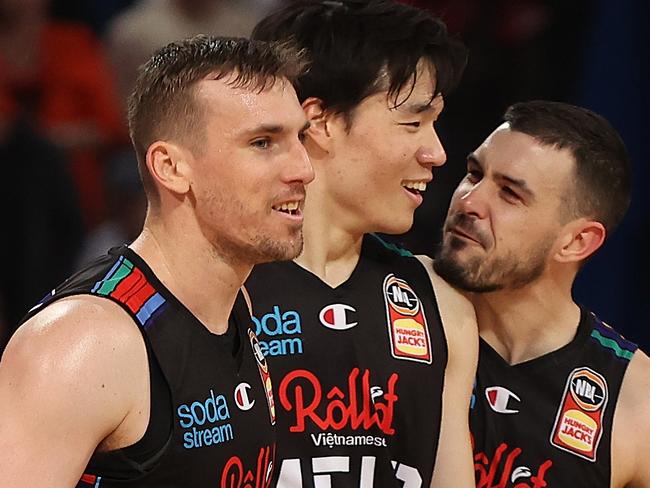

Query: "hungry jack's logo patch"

xmin=550 ymin=367 xmax=608 ymax=461
xmin=383 ymin=274 xmax=432 ymax=364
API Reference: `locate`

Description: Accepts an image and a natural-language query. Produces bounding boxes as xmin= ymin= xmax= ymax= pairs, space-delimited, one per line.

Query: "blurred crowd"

xmin=1 ymin=0 xmax=647 ymax=352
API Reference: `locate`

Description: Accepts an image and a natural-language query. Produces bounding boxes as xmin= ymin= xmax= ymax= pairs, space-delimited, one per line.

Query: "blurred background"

xmin=1 ymin=0 xmax=647 ymax=354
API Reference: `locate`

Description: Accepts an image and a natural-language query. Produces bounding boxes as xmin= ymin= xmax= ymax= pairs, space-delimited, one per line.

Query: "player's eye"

xmin=251 ymin=138 xmax=271 ymax=149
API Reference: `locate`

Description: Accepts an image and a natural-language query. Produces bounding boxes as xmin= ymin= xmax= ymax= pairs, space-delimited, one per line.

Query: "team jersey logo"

xmin=550 ymin=367 xmax=608 ymax=461
xmin=319 ymin=303 xmax=358 ymax=330
xmin=177 ymin=389 xmax=233 ymax=450
xmin=485 ymin=386 xmax=521 ymax=414
xmin=251 ymin=306 xmax=303 ymax=357
xmin=249 ymin=330 xmax=276 ymax=425
xmin=278 ymin=367 xmax=399 ymax=435
xmin=383 ymin=274 xmax=432 ymax=364
xmin=221 ymin=444 xmax=275 ymax=488
xmin=234 ymin=382 xmax=255 ymax=411
xmin=473 ymin=435 xmax=553 ymax=488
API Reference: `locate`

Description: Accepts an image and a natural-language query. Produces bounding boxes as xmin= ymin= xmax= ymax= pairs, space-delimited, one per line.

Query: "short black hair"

xmin=504 ymin=100 xmax=632 ymax=234
xmin=128 ymin=35 xmax=307 ymax=203
xmin=252 ymin=0 xmax=467 ymax=120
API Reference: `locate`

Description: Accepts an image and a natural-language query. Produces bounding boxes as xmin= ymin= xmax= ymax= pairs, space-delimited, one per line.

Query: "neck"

xmin=471 ymin=274 xmax=581 ymax=365
xmin=294 ymin=181 xmax=364 ymax=287
xmin=131 ymin=211 xmax=250 ymax=334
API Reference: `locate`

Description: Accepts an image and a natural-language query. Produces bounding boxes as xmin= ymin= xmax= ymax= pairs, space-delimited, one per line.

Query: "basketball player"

xmin=0 ymin=36 xmax=313 ymax=486
xmin=245 ymin=1 xmax=477 ymax=486
xmin=435 ymin=100 xmax=650 ymax=487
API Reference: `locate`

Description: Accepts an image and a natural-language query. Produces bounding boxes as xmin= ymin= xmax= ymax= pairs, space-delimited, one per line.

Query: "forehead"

xmin=194 ymin=76 xmax=306 ymax=131
xmin=358 ymin=61 xmax=442 ymax=116
xmin=475 ymin=124 xmax=576 ymax=197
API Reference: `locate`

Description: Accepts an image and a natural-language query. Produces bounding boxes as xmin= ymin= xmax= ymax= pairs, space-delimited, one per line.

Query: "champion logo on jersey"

xmin=485 ymin=386 xmax=521 ymax=414
xmin=383 ymin=274 xmax=432 ymax=364
xmin=550 ymin=367 xmax=608 ymax=461
xmin=319 ymin=303 xmax=358 ymax=330
xmin=234 ymin=382 xmax=255 ymax=411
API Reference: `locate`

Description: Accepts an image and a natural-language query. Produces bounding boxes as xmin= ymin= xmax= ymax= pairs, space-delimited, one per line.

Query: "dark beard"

xmin=433 ymin=236 xmax=550 ymax=293
xmin=434 ymin=240 xmax=503 ymax=292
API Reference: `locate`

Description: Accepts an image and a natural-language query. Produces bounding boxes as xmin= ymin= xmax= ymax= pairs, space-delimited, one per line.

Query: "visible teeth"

xmin=273 ymin=201 xmax=300 ymax=212
xmin=402 ymin=181 xmax=427 ymax=192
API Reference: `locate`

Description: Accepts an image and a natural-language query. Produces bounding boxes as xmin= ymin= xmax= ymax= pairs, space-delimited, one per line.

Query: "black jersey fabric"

xmin=21 ymin=246 xmax=276 ymax=487
xmin=245 ymin=234 xmax=448 ymax=487
xmin=470 ymin=308 xmax=638 ymax=488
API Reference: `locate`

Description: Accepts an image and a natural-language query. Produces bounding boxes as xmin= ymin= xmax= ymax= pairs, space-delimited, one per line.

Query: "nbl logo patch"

xmin=249 ymin=329 xmax=276 ymax=425
xmin=382 ymin=274 xmax=432 ymax=364
xmin=550 ymin=367 xmax=608 ymax=461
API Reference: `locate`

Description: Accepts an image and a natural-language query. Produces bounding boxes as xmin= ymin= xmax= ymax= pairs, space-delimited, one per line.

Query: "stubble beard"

xmin=248 ymin=229 xmax=304 ymax=264
xmin=212 ymin=228 xmax=304 ymax=267
xmin=200 ymin=191 xmax=305 ymax=267
xmin=434 ymin=236 xmax=551 ymax=293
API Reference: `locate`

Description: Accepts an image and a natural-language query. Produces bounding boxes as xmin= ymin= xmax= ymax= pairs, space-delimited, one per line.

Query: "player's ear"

xmin=146 ymin=141 xmax=192 ymax=196
xmin=554 ymin=218 xmax=606 ymax=264
xmin=302 ymin=97 xmax=335 ymax=154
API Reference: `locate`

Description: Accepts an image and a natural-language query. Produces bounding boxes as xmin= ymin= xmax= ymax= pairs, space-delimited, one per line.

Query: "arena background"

xmin=1 ymin=0 xmax=647 ymax=353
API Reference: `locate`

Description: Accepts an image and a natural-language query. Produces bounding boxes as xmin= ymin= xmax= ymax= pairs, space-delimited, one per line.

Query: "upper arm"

xmin=416 ymin=255 xmax=478 ymax=487
xmin=0 ymin=296 xmax=144 ymax=487
xmin=612 ymin=349 xmax=650 ymax=488
xmin=416 ymin=255 xmax=478 ymax=385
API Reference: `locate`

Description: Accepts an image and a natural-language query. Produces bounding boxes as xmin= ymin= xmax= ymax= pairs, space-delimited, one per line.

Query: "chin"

xmin=257 ymin=236 xmax=303 ymax=263
xmin=378 ymin=217 xmax=414 ymax=236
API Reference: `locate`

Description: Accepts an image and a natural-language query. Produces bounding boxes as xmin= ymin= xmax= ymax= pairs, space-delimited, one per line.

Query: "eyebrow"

xmin=398 ymin=94 xmax=445 ymax=115
xmin=403 ymin=101 xmax=434 ymax=114
xmin=241 ymin=121 xmax=310 ymax=137
xmin=467 ymin=153 xmax=536 ymax=200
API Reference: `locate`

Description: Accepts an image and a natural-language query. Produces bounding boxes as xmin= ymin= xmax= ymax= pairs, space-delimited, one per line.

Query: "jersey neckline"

xmin=478 ymin=306 xmax=592 ymax=372
xmin=281 ymin=233 xmax=377 ymax=292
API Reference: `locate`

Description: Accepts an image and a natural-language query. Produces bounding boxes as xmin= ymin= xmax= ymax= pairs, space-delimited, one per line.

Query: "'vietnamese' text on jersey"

xmin=23 ymin=247 xmax=276 ymax=487
xmin=245 ymin=234 xmax=448 ymax=487
xmin=471 ymin=308 xmax=638 ymax=487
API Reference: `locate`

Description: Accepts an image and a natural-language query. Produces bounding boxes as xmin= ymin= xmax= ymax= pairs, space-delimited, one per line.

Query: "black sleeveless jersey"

xmin=22 ymin=247 xmax=276 ymax=487
xmin=245 ymin=234 xmax=448 ymax=487
xmin=470 ymin=308 xmax=638 ymax=488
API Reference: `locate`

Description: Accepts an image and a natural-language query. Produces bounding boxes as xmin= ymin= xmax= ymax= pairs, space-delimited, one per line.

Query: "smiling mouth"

xmin=402 ymin=180 xmax=428 ymax=196
xmin=272 ymin=201 xmax=301 ymax=216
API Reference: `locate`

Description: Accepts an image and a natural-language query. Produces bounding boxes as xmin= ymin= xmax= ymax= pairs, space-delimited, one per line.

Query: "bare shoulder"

xmin=414 ymin=255 xmax=477 ymax=335
xmin=612 ymin=348 xmax=650 ymax=487
xmin=0 ymin=295 xmax=148 ymax=484
xmin=617 ymin=348 xmax=650 ymax=428
xmin=3 ymin=295 xmax=145 ymax=385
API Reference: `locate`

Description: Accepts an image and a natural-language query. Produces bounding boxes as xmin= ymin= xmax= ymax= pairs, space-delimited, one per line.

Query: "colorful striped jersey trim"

xmin=91 ymin=256 xmax=166 ymax=328
xmin=589 ymin=313 xmax=637 ymax=362
xmin=371 ymin=233 xmax=414 ymax=257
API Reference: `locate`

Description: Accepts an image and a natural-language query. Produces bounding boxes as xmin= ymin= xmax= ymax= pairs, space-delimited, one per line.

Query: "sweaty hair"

xmin=252 ymin=0 xmax=467 ymax=123
xmin=127 ymin=35 xmax=307 ymax=203
xmin=504 ymin=100 xmax=632 ymax=234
